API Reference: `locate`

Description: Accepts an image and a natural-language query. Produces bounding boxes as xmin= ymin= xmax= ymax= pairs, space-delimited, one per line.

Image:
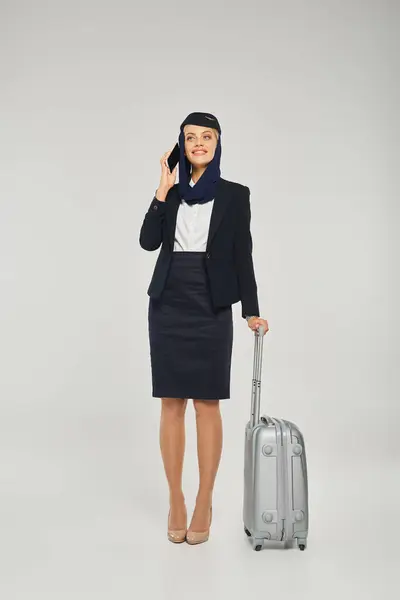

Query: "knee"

xmin=193 ymin=399 xmax=220 ymax=418
xmin=161 ymin=397 xmax=188 ymax=419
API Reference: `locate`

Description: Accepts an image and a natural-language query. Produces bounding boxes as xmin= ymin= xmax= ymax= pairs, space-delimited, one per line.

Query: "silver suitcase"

xmin=243 ymin=324 xmax=309 ymax=551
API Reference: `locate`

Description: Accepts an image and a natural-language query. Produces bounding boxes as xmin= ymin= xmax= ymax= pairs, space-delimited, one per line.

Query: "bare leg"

xmin=160 ymin=397 xmax=188 ymax=529
xmin=188 ymin=399 xmax=222 ymax=532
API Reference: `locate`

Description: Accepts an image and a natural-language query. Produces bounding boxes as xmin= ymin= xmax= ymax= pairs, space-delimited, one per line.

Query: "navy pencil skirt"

xmin=148 ymin=251 xmax=233 ymax=400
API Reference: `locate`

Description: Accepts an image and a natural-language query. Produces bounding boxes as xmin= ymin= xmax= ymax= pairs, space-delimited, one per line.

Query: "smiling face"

xmin=183 ymin=124 xmax=219 ymax=168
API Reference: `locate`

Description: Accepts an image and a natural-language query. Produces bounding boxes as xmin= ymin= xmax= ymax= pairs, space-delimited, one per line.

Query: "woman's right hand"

xmin=156 ymin=149 xmax=178 ymax=201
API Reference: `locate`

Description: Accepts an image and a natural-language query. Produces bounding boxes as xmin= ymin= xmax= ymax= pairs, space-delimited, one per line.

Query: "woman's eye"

xmin=187 ymin=135 xmax=211 ymax=141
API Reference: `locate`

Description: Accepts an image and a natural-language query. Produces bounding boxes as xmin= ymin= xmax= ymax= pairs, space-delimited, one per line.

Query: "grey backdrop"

xmin=1 ymin=1 xmax=398 ymax=598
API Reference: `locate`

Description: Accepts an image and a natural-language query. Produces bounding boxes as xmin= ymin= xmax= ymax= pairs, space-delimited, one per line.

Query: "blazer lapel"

xmin=166 ymin=186 xmax=182 ymax=250
xmin=166 ymin=178 xmax=231 ymax=251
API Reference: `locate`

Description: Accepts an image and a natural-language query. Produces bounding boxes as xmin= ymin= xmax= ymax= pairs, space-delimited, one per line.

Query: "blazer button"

xmin=206 ymin=252 xmax=210 ymax=259
xmin=153 ymin=204 xmax=158 ymax=210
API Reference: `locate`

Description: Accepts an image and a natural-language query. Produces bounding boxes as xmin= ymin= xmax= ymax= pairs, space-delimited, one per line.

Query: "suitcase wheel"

xmin=252 ymin=539 xmax=263 ymax=551
xmin=298 ymin=540 xmax=307 ymax=551
xmin=244 ymin=527 xmax=251 ymax=537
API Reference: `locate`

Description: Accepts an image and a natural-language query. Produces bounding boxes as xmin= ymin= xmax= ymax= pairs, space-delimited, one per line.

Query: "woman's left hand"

xmin=247 ymin=316 xmax=269 ymax=335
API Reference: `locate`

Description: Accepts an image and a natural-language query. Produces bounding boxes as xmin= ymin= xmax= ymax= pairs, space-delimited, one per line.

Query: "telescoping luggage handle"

xmin=250 ymin=324 xmax=265 ymax=428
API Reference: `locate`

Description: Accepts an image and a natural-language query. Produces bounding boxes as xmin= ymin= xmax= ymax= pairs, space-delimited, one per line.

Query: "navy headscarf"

xmin=177 ymin=112 xmax=222 ymax=205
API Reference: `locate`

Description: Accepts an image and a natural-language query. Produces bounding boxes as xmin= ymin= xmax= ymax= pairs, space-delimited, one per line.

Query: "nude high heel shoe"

xmin=167 ymin=508 xmax=187 ymax=544
xmin=186 ymin=506 xmax=212 ymax=545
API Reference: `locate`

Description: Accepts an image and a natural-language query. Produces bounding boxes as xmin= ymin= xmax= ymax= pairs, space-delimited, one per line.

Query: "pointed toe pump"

xmin=186 ymin=506 xmax=212 ymax=545
xmin=167 ymin=509 xmax=187 ymax=544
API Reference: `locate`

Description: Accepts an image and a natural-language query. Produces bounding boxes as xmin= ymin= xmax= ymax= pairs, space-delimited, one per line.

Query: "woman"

xmin=139 ymin=112 xmax=269 ymax=545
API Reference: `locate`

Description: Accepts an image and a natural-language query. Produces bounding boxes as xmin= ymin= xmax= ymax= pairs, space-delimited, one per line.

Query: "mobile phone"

xmin=167 ymin=143 xmax=180 ymax=172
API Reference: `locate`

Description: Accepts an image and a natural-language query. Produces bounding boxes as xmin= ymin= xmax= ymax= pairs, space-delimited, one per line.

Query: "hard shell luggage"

xmin=243 ymin=324 xmax=309 ymax=551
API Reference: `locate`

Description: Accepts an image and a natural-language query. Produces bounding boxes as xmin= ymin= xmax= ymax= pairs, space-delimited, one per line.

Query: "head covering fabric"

xmin=177 ymin=112 xmax=222 ymax=205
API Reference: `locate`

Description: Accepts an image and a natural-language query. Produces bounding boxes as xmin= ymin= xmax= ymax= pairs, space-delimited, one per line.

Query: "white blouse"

xmin=173 ymin=178 xmax=214 ymax=252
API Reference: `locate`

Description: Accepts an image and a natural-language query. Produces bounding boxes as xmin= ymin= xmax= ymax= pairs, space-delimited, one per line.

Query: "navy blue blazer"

xmin=139 ymin=177 xmax=260 ymax=319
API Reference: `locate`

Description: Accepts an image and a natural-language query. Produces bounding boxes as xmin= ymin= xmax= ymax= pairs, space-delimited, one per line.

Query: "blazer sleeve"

xmin=139 ymin=193 xmax=168 ymax=251
xmin=233 ymin=186 xmax=260 ymax=319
